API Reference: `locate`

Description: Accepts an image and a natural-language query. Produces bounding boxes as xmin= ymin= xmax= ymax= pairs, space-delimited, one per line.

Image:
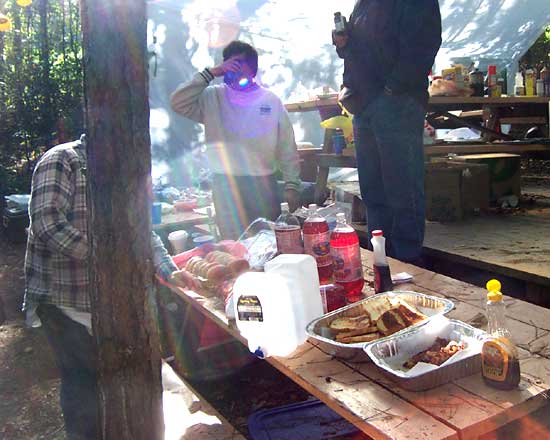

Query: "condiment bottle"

xmin=330 ymin=213 xmax=364 ymax=303
xmin=525 ymin=68 xmax=535 ymax=96
xmin=481 ymin=279 xmax=521 ymax=390
xmin=469 ymin=68 xmax=484 ymax=97
xmin=541 ymin=66 xmax=550 ymax=97
xmin=370 ymin=230 xmax=393 ymax=294
xmin=487 ymin=65 xmax=498 ymax=97
xmin=514 ymin=72 xmax=525 ymax=96
xmin=303 ymin=204 xmax=333 ymax=284
xmin=274 ymin=202 xmax=303 ymax=254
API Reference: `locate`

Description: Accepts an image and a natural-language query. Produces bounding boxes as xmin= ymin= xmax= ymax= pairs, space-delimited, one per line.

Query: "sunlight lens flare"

xmin=16 ymin=0 xmax=32 ymax=7
xmin=0 ymin=14 xmax=12 ymax=32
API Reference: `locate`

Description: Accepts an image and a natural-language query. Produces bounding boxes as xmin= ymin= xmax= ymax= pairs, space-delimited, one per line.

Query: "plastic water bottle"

xmin=330 ymin=213 xmax=364 ymax=303
xmin=371 ymin=230 xmax=393 ymax=293
xmin=275 ymin=202 xmax=303 ymax=254
xmin=303 ymin=204 xmax=333 ymax=284
xmin=233 ymin=255 xmax=322 ymax=358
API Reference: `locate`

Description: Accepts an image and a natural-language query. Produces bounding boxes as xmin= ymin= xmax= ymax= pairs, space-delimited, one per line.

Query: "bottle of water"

xmin=330 ymin=213 xmax=364 ymax=303
xmin=303 ymin=204 xmax=333 ymax=284
xmin=274 ymin=202 xmax=303 ymax=254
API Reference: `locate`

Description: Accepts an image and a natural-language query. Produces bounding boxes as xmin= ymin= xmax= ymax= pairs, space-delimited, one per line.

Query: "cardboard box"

xmin=453 ymin=153 xmax=521 ymax=202
xmin=425 ymin=161 xmax=490 ymax=222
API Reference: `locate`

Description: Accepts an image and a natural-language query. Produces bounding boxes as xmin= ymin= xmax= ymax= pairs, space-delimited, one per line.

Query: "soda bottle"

xmin=303 ymin=204 xmax=333 ymax=284
xmin=330 ymin=213 xmax=364 ymax=303
xmin=371 ymin=230 xmax=393 ymax=293
xmin=481 ymin=279 xmax=520 ymax=390
xmin=275 ymin=202 xmax=303 ymax=254
xmin=333 ymin=12 xmax=347 ymax=35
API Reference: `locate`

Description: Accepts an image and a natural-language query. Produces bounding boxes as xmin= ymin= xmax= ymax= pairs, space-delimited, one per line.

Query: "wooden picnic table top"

xmin=162 ymin=249 xmax=550 ymax=440
xmin=285 ymin=95 xmax=550 ymax=113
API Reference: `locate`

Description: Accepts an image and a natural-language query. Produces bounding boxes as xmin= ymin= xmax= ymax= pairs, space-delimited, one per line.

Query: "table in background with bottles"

xmin=163 ymin=249 xmax=550 ymax=440
xmin=286 ymin=95 xmax=550 ymax=204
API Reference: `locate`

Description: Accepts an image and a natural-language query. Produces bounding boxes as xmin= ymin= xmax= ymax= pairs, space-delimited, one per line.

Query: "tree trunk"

xmin=80 ymin=0 xmax=164 ymax=439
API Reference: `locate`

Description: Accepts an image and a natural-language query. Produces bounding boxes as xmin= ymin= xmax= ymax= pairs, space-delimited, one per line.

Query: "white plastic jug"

xmin=233 ymin=272 xmax=301 ymax=357
xmin=264 ymin=254 xmax=322 ymax=342
xmin=233 ymin=254 xmax=322 ymax=358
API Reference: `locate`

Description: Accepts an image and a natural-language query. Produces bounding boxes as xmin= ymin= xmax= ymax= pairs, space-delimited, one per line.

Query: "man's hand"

xmin=169 ymin=270 xmax=188 ymax=289
xmin=209 ymin=57 xmax=242 ymax=78
xmin=284 ymin=188 xmax=301 ymax=213
xmin=332 ymin=31 xmax=349 ymax=49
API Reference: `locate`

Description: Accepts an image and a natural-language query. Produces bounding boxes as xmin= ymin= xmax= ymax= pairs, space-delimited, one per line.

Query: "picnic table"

xmin=162 ymin=249 xmax=550 ymax=440
xmin=285 ymin=95 xmax=550 ymax=204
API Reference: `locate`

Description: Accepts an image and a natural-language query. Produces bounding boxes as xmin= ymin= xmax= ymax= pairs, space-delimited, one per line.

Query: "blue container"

xmin=193 ymin=235 xmax=214 ymax=247
xmin=151 ymin=203 xmax=162 ymax=225
xmin=332 ymin=132 xmax=346 ymax=155
xmin=248 ymin=399 xmax=361 ymax=440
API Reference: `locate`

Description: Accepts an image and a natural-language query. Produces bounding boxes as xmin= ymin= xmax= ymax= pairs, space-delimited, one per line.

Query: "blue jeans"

xmin=37 ymin=304 xmax=98 ymax=440
xmin=353 ymin=92 xmax=426 ymax=262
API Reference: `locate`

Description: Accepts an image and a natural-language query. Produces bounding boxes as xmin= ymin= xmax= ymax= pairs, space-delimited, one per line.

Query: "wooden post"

xmin=80 ymin=0 xmax=164 ymax=439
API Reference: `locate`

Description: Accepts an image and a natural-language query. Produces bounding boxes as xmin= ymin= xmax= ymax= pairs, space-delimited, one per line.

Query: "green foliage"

xmin=520 ymin=24 xmax=550 ymax=69
xmin=0 ymin=0 xmax=84 ymax=198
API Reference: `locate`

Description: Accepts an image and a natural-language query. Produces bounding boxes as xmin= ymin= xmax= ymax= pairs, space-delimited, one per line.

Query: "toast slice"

xmin=338 ymin=332 xmax=381 ymax=344
xmin=329 ymin=315 xmax=371 ymax=333
xmin=376 ymin=309 xmax=408 ymax=336
xmin=394 ymin=301 xmax=428 ymax=326
xmin=334 ymin=326 xmax=378 ymax=341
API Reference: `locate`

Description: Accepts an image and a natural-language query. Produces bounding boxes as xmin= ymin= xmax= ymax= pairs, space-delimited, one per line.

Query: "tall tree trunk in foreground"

xmin=80 ymin=0 xmax=164 ymax=439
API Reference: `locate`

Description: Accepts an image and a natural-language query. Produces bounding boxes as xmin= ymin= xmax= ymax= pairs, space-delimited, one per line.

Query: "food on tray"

xmin=403 ymin=337 xmax=466 ymax=369
xmin=336 ymin=332 xmax=381 ymax=344
xmin=329 ymin=315 xmax=372 ymax=332
xmin=328 ymin=297 xmax=429 ymax=344
xmin=376 ymin=302 xmax=428 ymax=336
xmin=185 ymin=256 xmax=230 ymax=284
xmin=205 ymin=251 xmax=250 ymax=276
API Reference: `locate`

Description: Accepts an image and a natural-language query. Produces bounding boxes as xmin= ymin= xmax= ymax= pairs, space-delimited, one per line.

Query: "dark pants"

xmin=353 ymin=92 xmax=426 ymax=262
xmin=37 ymin=304 xmax=98 ymax=440
xmin=212 ymin=173 xmax=281 ymax=240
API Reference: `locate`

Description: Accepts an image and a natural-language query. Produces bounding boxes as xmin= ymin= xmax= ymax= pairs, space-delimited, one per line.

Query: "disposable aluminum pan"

xmin=365 ymin=317 xmax=485 ymax=391
xmin=305 ymin=291 xmax=454 ymax=362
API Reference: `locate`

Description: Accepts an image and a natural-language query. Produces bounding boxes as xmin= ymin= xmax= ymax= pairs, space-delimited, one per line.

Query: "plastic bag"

xmin=238 ymin=218 xmax=277 ymax=270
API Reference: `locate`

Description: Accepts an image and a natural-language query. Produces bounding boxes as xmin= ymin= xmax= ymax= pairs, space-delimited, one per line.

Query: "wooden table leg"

xmin=313 ymin=128 xmax=335 ymax=205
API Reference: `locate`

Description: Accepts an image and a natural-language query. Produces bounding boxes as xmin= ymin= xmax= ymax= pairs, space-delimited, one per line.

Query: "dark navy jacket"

xmin=337 ymin=0 xmax=442 ymax=108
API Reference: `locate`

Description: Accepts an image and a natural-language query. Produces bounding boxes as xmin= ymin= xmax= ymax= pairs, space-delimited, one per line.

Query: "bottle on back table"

xmin=303 ymin=204 xmax=333 ymax=285
xmin=330 ymin=213 xmax=364 ymax=303
xmin=274 ymin=202 xmax=303 ymax=254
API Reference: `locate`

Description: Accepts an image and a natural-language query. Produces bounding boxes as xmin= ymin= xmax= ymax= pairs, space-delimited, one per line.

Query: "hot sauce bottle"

xmin=481 ymin=279 xmax=521 ymax=390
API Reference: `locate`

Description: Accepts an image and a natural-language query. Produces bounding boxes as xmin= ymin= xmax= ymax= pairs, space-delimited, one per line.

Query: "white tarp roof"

xmin=147 ymin=0 xmax=550 ymax=178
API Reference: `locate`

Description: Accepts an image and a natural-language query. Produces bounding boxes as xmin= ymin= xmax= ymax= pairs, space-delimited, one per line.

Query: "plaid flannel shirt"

xmin=24 ymin=136 xmax=177 ymax=313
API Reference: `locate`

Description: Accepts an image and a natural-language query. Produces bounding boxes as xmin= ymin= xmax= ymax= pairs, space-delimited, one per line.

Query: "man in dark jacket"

xmin=334 ymin=0 xmax=441 ymax=263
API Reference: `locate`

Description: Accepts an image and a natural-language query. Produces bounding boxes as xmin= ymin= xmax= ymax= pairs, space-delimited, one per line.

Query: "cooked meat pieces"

xmin=403 ymin=338 xmax=465 ymax=369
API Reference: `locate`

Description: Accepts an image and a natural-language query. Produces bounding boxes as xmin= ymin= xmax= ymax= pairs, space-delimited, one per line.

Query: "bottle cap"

xmin=372 ymin=229 xmax=383 ymax=237
xmin=486 ymin=279 xmax=503 ymax=302
xmin=336 ymin=212 xmax=346 ymax=222
xmin=308 ymin=203 xmax=317 ymax=210
xmin=280 ymin=202 xmax=289 ymax=211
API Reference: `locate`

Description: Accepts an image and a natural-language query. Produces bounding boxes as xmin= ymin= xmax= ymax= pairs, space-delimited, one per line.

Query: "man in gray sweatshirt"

xmin=171 ymin=40 xmax=301 ymax=239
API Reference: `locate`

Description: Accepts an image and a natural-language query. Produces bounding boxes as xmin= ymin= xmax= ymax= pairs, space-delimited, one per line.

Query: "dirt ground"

xmin=0 ymin=235 xmax=311 ymax=440
xmin=0 ymin=237 xmax=66 ymax=440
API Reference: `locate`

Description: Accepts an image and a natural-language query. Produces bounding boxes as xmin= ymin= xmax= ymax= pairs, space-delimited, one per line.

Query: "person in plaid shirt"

xmin=23 ymin=135 xmax=182 ymax=440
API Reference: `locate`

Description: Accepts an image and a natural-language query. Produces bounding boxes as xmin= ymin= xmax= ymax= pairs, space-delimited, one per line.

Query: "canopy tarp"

xmin=147 ymin=0 xmax=550 ymax=181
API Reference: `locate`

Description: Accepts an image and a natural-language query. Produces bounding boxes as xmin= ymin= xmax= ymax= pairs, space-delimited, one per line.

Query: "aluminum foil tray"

xmin=365 ymin=317 xmax=485 ymax=391
xmin=305 ymin=291 xmax=454 ymax=362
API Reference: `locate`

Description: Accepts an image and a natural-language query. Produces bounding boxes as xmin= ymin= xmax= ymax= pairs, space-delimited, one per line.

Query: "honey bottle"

xmin=481 ymin=279 xmax=521 ymax=390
